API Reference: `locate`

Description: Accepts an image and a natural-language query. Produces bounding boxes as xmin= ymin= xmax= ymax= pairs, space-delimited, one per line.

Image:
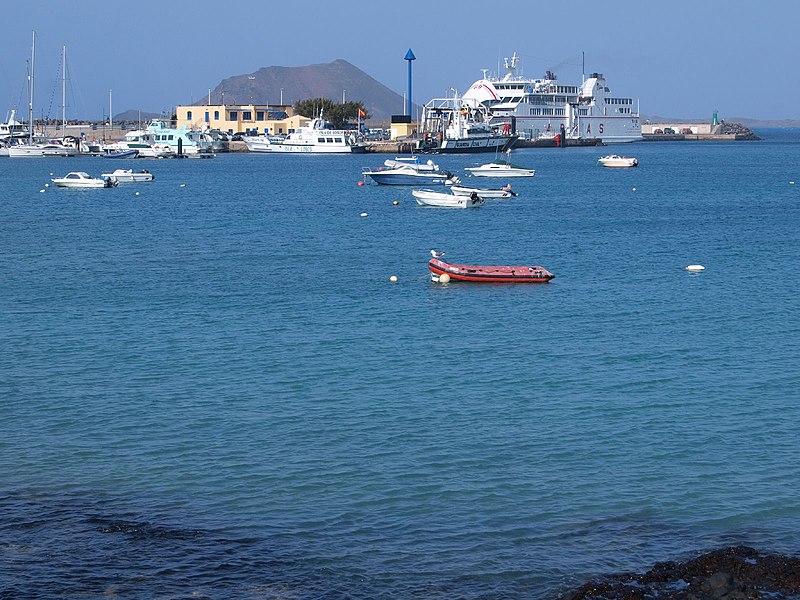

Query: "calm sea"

xmin=1 ymin=131 xmax=799 ymax=598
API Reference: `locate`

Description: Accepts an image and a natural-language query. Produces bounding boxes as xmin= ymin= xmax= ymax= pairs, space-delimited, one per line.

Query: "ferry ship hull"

xmin=437 ymin=135 xmax=517 ymax=153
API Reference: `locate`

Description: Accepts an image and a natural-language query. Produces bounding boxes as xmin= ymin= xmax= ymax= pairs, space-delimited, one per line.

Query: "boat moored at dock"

xmin=244 ymin=112 xmax=364 ymax=153
xmin=462 ymin=52 xmax=641 ymax=144
xmin=419 ymin=91 xmax=517 ymax=153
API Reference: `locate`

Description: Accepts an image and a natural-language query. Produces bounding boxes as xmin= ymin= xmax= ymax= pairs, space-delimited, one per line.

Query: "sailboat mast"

xmin=62 ymin=45 xmax=66 ymax=133
xmin=29 ymin=31 xmax=35 ymax=144
xmin=109 ymin=89 xmax=112 ymax=134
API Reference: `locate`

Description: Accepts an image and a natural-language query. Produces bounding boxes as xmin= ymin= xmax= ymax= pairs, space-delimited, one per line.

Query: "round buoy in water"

xmin=45 ymin=183 xmax=49 ymax=188
xmin=135 ymin=192 xmax=140 ymax=196
xmin=392 ymin=200 xmax=399 ymax=206
xmin=632 ymin=187 xmax=637 ymax=192
xmin=438 ymin=273 xmax=451 ymax=283
xmin=389 ymin=275 xmax=398 ymax=282
xmin=685 ymin=265 xmax=705 ymax=272
xmin=360 ymin=212 xmax=368 ymax=217
xmin=357 ymin=180 xmax=364 ymax=186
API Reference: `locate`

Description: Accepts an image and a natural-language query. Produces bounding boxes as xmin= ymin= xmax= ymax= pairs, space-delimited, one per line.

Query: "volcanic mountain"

xmin=205 ymin=59 xmax=417 ymax=122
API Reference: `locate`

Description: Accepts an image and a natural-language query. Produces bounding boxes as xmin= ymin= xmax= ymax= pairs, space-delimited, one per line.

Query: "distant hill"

xmin=113 ymin=109 xmax=163 ymax=123
xmin=203 ymin=59 xmax=417 ymax=123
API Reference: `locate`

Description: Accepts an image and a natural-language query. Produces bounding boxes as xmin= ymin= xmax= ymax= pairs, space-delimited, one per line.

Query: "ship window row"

xmin=529 ymin=108 xmax=565 ymax=116
xmin=317 ymin=137 xmax=343 ymax=143
xmin=523 ymin=95 xmax=574 ymax=105
xmin=604 ymin=98 xmax=632 ymax=104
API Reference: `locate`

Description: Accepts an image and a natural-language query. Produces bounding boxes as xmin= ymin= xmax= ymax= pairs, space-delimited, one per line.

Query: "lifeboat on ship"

xmin=428 ymin=252 xmax=554 ymax=283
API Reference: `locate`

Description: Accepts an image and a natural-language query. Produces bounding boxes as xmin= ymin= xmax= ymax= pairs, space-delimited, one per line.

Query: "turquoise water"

xmin=1 ymin=132 xmax=799 ymax=598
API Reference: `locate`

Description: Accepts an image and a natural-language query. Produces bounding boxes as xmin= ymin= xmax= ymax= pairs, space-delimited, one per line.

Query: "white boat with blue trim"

xmin=362 ymin=157 xmax=458 ymax=185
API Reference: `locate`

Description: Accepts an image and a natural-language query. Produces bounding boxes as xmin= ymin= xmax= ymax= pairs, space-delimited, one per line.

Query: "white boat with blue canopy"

xmin=362 ymin=156 xmax=459 ymax=185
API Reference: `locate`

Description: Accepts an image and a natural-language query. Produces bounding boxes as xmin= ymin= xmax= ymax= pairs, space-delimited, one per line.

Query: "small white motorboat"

xmin=451 ymin=184 xmax=517 ymax=198
xmin=51 ymin=171 xmax=117 ymax=188
xmin=598 ymin=154 xmax=638 ymax=168
xmin=362 ymin=156 xmax=458 ymax=186
xmin=412 ymin=189 xmax=484 ymax=208
xmin=102 ymin=168 xmax=154 ymax=183
xmin=465 ymin=159 xmax=535 ymax=177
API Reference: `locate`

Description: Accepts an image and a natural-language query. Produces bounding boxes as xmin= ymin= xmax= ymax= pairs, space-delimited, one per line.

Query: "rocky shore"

xmin=559 ymin=546 xmax=800 ymax=599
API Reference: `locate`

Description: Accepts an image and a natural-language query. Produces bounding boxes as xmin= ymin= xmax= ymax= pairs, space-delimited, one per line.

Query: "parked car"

xmin=653 ymin=128 xmax=664 ymax=134
xmin=664 ymin=127 xmax=675 ymax=134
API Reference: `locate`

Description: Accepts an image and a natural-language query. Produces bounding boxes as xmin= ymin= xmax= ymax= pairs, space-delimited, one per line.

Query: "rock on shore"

xmin=559 ymin=546 xmax=800 ymax=599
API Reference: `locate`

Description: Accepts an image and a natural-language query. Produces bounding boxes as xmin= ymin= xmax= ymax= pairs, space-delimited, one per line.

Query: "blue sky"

xmin=3 ymin=0 xmax=798 ymax=121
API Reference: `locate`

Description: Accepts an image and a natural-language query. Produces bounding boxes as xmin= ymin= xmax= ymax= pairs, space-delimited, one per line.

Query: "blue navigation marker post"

xmin=404 ymin=48 xmax=416 ymax=117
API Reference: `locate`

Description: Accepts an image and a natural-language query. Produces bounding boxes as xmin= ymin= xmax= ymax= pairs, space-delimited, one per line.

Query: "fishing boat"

xmin=428 ymin=251 xmax=554 ymax=283
xmin=412 ymin=189 xmax=484 ymax=208
xmin=451 ymin=184 xmax=517 ymax=198
xmin=598 ymin=154 xmax=638 ymax=168
xmin=51 ymin=171 xmax=117 ymax=188
xmin=101 ymin=168 xmax=154 ymax=183
xmin=465 ymin=159 xmax=535 ymax=177
xmin=362 ymin=157 xmax=458 ymax=185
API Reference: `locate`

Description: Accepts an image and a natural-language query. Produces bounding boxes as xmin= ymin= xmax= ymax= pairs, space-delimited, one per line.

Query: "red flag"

xmin=358 ymin=109 xmax=366 ymax=118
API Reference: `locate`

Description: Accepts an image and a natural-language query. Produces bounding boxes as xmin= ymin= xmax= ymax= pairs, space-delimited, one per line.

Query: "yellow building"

xmin=175 ymin=104 xmax=310 ymax=135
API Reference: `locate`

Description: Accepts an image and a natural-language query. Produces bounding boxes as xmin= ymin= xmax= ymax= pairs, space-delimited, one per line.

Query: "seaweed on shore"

xmin=559 ymin=546 xmax=800 ymax=599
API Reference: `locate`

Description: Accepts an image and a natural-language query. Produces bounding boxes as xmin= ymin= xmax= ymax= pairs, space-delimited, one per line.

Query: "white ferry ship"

xmin=462 ymin=53 xmax=641 ymax=143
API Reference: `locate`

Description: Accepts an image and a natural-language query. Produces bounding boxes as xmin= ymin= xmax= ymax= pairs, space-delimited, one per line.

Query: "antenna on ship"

xmin=582 ymin=51 xmax=585 ymax=85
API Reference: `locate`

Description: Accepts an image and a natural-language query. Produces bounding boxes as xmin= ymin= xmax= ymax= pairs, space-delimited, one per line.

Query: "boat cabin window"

xmin=318 ymin=137 xmax=325 ymax=143
xmin=334 ymin=138 xmax=342 ymax=143
xmin=326 ymin=138 xmax=334 ymax=143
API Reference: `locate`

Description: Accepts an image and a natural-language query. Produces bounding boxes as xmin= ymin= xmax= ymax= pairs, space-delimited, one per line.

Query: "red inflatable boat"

xmin=428 ymin=256 xmax=555 ymax=283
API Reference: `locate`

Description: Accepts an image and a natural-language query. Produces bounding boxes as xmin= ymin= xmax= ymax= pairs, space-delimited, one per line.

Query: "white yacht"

xmin=145 ymin=120 xmax=213 ymax=155
xmin=244 ymin=112 xmax=364 ymax=154
xmin=462 ymin=52 xmax=641 ymax=143
xmin=103 ymin=129 xmax=174 ymax=158
xmin=0 ymin=110 xmax=29 ymax=143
